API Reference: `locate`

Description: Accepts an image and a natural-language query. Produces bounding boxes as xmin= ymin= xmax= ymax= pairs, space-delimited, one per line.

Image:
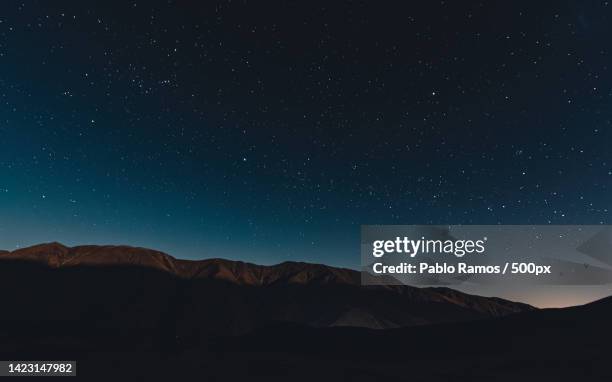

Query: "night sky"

xmin=1 ymin=1 xmax=611 ymax=269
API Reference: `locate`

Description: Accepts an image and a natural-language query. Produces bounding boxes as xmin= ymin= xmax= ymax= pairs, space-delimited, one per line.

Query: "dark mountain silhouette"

xmin=4 ymin=242 xmax=606 ymax=381
xmin=0 ymin=242 xmax=531 ymax=334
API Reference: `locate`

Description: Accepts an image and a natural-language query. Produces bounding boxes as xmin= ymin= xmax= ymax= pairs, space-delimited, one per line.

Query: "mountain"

xmin=1 ymin=242 xmax=609 ymax=381
xmin=0 ymin=241 xmax=535 ymax=365
xmin=0 ymin=243 xmax=530 ymax=332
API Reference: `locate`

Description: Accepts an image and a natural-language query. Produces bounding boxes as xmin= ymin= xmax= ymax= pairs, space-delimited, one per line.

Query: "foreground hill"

xmin=202 ymin=295 xmax=612 ymax=382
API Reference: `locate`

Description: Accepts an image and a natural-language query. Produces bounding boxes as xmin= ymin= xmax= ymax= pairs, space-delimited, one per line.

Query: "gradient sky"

xmin=1 ymin=1 xmax=611 ymax=271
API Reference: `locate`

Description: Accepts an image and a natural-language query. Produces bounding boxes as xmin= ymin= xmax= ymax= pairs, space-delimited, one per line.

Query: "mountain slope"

xmin=0 ymin=242 xmax=532 ymax=338
xmin=2 ymin=242 xmax=177 ymax=272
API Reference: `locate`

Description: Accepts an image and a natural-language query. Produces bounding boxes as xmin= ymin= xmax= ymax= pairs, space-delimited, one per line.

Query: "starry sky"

xmin=0 ymin=1 xmax=611 ymax=268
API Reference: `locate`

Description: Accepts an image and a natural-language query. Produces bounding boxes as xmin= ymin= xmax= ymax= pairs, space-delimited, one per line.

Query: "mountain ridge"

xmin=0 ymin=242 xmax=533 ymax=332
xmin=0 ymin=242 xmax=360 ymax=286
